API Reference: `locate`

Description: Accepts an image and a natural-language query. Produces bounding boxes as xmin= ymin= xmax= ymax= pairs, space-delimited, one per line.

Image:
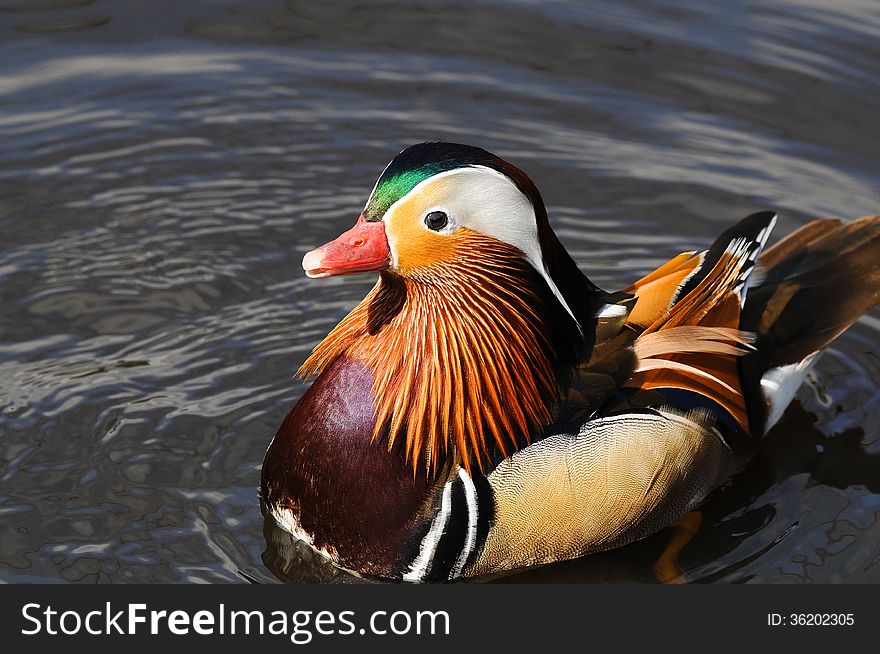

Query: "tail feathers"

xmin=745 ymin=214 xmax=880 ymax=368
xmin=758 ymin=352 xmax=819 ymax=432
xmin=742 ymin=214 xmax=880 ymax=434
xmin=757 ymin=218 xmax=842 ymax=270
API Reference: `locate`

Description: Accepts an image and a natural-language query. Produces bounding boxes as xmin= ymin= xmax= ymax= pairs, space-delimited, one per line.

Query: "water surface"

xmin=1 ymin=0 xmax=879 ymax=583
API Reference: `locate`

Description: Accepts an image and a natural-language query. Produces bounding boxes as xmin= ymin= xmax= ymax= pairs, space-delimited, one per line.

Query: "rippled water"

xmin=1 ymin=0 xmax=879 ymax=583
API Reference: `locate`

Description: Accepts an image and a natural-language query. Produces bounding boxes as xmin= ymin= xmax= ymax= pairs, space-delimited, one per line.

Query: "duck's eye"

xmin=424 ymin=211 xmax=449 ymax=231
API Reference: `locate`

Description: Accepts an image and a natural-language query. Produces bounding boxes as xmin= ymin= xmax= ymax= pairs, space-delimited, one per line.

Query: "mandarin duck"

xmin=261 ymin=142 xmax=880 ymax=582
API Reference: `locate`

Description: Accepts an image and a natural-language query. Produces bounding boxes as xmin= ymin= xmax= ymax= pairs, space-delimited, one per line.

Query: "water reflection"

xmin=0 ymin=0 xmax=878 ymax=583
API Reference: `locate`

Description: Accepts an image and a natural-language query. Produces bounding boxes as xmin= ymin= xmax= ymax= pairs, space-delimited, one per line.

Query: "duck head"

xmin=298 ymin=142 xmax=611 ymax=474
xmin=303 ymin=142 xmax=604 ymax=326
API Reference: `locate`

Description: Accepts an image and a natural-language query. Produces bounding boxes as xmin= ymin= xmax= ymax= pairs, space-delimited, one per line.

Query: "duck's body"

xmin=261 ymin=142 xmax=880 ymax=581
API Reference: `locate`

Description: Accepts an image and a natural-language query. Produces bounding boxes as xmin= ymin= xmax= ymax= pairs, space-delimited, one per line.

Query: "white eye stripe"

xmin=382 ymin=166 xmax=578 ymax=325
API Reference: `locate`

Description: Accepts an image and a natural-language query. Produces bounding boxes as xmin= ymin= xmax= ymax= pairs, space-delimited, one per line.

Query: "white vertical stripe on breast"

xmin=450 ymin=467 xmax=479 ymax=579
xmin=403 ymin=478 xmax=453 ymax=582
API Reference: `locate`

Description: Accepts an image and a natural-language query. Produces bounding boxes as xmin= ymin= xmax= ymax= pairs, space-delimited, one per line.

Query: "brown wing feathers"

xmin=622 ymin=212 xmax=778 ymax=434
xmin=621 ymin=212 xmax=880 ymax=439
xmin=622 ymin=251 xmax=704 ymax=329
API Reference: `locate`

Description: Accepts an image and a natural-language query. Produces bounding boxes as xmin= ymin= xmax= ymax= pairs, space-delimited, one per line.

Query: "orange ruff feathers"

xmin=298 ymin=231 xmax=567 ymax=474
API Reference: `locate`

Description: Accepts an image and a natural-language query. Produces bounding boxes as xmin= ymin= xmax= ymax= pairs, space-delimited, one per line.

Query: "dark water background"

xmin=1 ymin=0 xmax=879 ymax=584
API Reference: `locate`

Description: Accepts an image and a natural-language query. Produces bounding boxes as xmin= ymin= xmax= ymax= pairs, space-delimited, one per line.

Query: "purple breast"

xmin=261 ymin=356 xmax=433 ymax=577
